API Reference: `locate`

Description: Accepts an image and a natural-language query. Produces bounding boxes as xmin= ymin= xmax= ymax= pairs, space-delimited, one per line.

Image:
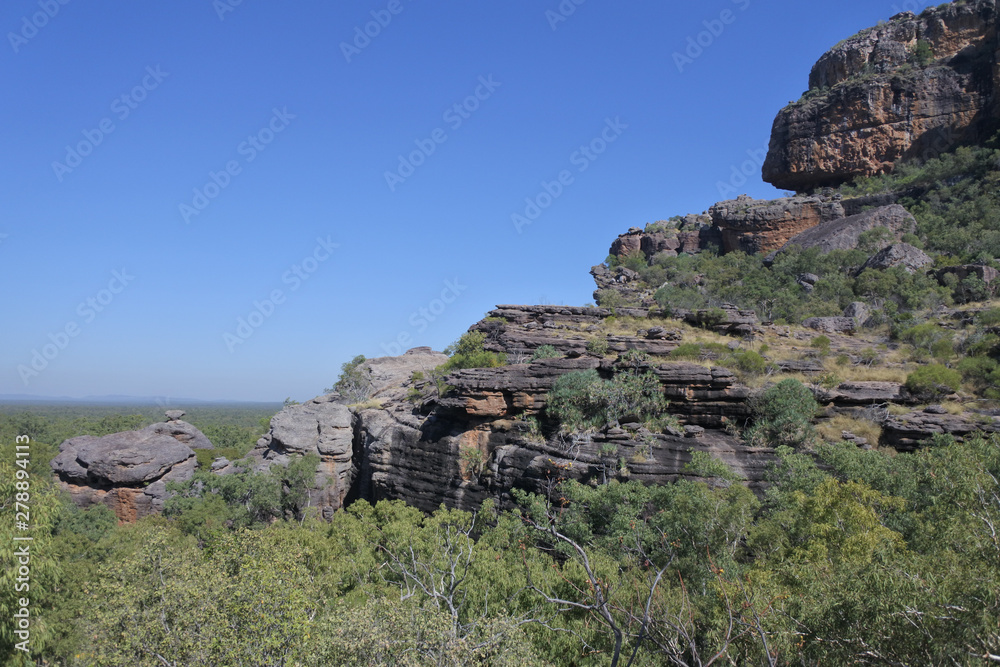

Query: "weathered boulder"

xmin=802 ymin=316 xmax=856 ymax=334
xmin=881 ymin=410 xmax=999 ymax=450
xmin=709 ymin=194 xmax=845 ymax=254
xmin=144 ymin=420 xmax=214 ymax=450
xmin=814 ymin=381 xmax=911 ymax=405
xmin=763 ymin=1 xmax=1000 ymax=191
xmin=676 ymin=304 xmax=758 ymax=336
xmin=860 ymin=243 xmax=933 ymax=274
xmin=843 ymin=302 xmax=871 ymax=325
xmin=771 ymin=205 xmax=917 ymax=258
xmin=51 ymin=422 xmax=201 ymax=522
xmin=249 ymin=395 xmax=357 ymax=519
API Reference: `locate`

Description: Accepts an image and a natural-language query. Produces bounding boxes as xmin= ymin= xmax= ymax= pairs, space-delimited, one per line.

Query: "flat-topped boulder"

xmin=50 ymin=415 xmax=211 ymax=522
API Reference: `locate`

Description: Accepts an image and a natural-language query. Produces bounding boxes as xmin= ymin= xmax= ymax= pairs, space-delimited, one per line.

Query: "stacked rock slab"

xmin=50 ymin=411 xmax=210 ymax=522
xmin=353 ymin=352 xmax=768 ymax=514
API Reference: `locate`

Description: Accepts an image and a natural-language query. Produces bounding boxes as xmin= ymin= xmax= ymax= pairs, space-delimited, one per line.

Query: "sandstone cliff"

xmin=763 ymin=0 xmax=999 ymax=191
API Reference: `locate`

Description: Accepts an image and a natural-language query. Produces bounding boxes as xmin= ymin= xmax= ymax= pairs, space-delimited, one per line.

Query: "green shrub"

xmin=439 ymin=332 xmax=506 ymax=372
xmin=914 ymin=39 xmax=934 ymax=65
xmin=325 ymin=354 xmax=372 ymax=403
xmin=724 ymin=349 xmax=770 ymax=377
xmin=905 ymin=364 xmax=962 ymax=399
xmin=744 ymin=379 xmax=818 ymax=448
xmin=459 ymin=445 xmax=486 ymax=476
xmin=585 ymin=338 xmax=609 ymax=357
xmin=810 ymin=335 xmax=832 ymax=356
xmin=669 ymin=342 xmax=731 ymax=361
xmin=595 ymin=289 xmax=630 ymax=309
xmin=669 ymin=343 xmax=703 ymax=360
xmin=546 ymin=368 xmax=668 ymax=431
xmin=858 ymin=348 xmax=880 ymax=366
xmin=530 ymin=345 xmax=560 ymax=361
xmin=546 ymin=370 xmax=604 ymax=430
xmin=977 ymin=308 xmax=1000 ymax=327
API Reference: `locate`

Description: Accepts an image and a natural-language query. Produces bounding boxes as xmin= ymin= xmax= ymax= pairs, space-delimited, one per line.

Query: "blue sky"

xmin=1 ymin=0 xmax=938 ymax=402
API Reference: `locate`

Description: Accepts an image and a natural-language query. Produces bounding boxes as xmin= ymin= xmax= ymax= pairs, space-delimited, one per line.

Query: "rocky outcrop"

xmin=764 ymin=1 xmax=1000 ymax=191
xmin=860 ymin=243 xmax=933 ymax=273
xmin=674 ymin=305 xmax=759 ymax=337
xmin=803 ymin=317 xmax=857 ymax=334
xmin=353 ymin=356 xmax=764 ymax=514
xmin=935 ymin=263 xmax=1000 ymax=287
xmin=471 ymin=305 xmax=681 ymax=359
xmin=770 ymin=205 xmax=917 ymax=258
xmin=355 ymin=348 xmax=449 ymax=401
xmin=709 ymin=195 xmax=845 ymax=254
xmin=607 ymin=217 xmax=721 ymax=261
xmin=50 ymin=413 xmax=211 ymax=522
xmin=814 ymin=381 xmax=911 ymax=405
xmin=248 ymin=394 xmax=359 ymax=520
xmin=881 ymin=408 xmax=999 ymax=450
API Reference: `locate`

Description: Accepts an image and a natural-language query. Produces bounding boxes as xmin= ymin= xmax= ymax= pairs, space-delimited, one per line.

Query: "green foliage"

xmin=725 ymin=348 xmax=771 ymax=377
xmin=905 ymin=363 xmax=962 ymax=399
xmin=90 ymin=524 xmax=318 ymax=667
xmin=669 ymin=341 xmax=730 ymax=360
xmin=530 ymin=344 xmax=560 ymax=361
xmin=325 ymin=354 xmax=372 ymax=403
xmin=439 ymin=331 xmax=506 ymax=372
xmin=546 ymin=367 xmax=668 ymax=431
xmin=843 ymin=142 xmax=1000 ymax=261
xmin=913 ymin=38 xmax=934 ymax=65
xmin=165 ymin=454 xmax=320 ymax=535
xmin=459 ymin=445 xmax=486 ymax=476
xmin=900 ymin=322 xmax=954 ymax=362
xmin=585 ymin=337 xmax=609 ymax=357
xmin=810 ymin=334 xmax=831 ymax=355
xmin=744 ymin=379 xmax=818 ymax=448
xmin=857 ymin=226 xmax=894 ymax=254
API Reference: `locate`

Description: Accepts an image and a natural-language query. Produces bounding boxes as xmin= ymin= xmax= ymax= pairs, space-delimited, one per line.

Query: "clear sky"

xmin=1 ymin=0 xmax=938 ymax=402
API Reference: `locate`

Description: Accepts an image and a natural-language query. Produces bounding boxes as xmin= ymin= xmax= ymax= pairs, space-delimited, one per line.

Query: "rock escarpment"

xmin=709 ymin=195 xmax=845 ymax=254
xmin=763 ymin=0 xmax=1000 ymax=191
xmin=51 ymin=412 xmax=210 ymax=522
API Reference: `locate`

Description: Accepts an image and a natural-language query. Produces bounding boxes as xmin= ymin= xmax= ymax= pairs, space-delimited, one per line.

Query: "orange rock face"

xmin=465 ymin=392 xmax=509 ymax=417
xmin=709 ymin=195 xmax=845 ymax=254
xmin=764 ymin=1 xmax=999 ymax=191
